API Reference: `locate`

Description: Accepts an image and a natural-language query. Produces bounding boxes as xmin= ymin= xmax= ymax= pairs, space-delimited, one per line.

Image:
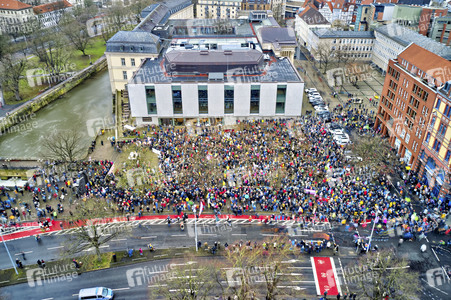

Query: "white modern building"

xmin=372 ymin=23 xmax=451 ymax=73
xmin=127 ymin=37 xmax=304 ymax=126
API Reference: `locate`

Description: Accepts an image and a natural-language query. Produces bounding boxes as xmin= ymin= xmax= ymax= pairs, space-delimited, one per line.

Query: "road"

xmin=0 ymin=219 xmax=331 ymax=270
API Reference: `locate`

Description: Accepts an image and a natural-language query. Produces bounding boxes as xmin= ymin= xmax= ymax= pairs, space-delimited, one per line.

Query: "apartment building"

xmin=374 ymin=44 xmax=451 ymax=170
xmin=33 ymin=0 xmax=72 ymax=28
xmin=295 ymin=4 xmax=331 ymax=48
xmin=196 ymin=0 xmax=242 ymax=19
xmin=241 ymin=0 xmax=271 ymax=11
xmin=429 ymin=15 xmax=451 ymax=46
xmin=0 ymin=0 xmax=34 ymax=35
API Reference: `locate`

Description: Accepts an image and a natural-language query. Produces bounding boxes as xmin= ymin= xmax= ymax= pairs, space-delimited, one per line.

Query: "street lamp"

xmin=367 ymin=210 xmax=381 ymax=253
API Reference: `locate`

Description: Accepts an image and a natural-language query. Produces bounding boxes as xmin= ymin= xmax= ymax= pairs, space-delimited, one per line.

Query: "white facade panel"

xmin=260 ymin=83 xmax=277 ymax=116
xmin=234 ymin=84 xmax=250 ymax=116
xmin=156 ymin=84 xmax=173 ymax=117
xmin=285 ymin=82 xmax=303 ymax=116
xmin=128 ymin=84 xmax=147 ymax=117
xmin=182 ymin=84 xmax=199 ymax=117
xmin=208 ymin=84 xmax=224 ymax=116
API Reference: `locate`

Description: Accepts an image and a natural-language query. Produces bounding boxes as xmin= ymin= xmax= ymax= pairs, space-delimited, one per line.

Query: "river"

xmin=0 ymin=70 xmax=113 ymax=159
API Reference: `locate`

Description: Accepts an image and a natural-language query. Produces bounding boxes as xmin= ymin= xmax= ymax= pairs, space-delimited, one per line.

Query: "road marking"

xmin=41 ymin=298 xmax=53 ymax=300
xmin=111 ymin=238 xmax=127 ymax=242
xmin=421 ymin=279 xmax=449 ymax=295
xmin=132 ymin=257 xmax=146 ymax=261
xmin=338 ymin=257 xmax=349 ymax=293
xmin=99 ymin=245 xmax=109 ymax=248
xmin=112 ymin=287 xmax=130 ymax=291
xmin=291 ymin=280 xmax=315 ymax=283
xmin=431 ymin=247 xmax=440 ymax=262
xmin=148 ymin=284 xmax=167 ymax=288
xmin=141 ymin=236 xmax=157 ymax=239
xmin=231 ymin=233 xmax=247 ymax=236
xmin=171 ymin=234 xmax=187 ymax=237
xmin=154 ymin=254 xmax=168 ymax=258
xmin=261 ymin=234 xmax=278 ymax=236
xmin=47 ymin=246 xmax=64 ymax=250
xmin=15 ymin=251 xmax=33 ymax=255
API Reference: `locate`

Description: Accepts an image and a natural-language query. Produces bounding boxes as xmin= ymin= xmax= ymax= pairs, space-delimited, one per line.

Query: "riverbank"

xmin=0 ymin=56 xmax=108 ymax=135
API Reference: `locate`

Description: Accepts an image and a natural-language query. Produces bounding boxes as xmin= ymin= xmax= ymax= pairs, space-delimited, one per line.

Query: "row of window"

xmin=412 ymin=84 xmax=429 ymax=101
xmin=145 ymin=85 xmax=287 ymax=115
xmin=388 ymin=66 xmax=400 ymax=81
xmin=332 ymin=39 xmax=373 ymax=44
xmin=121 ymin=58 xmax=136 ymax=67
xmin=435 ymin=98 xmax=451 ymax=118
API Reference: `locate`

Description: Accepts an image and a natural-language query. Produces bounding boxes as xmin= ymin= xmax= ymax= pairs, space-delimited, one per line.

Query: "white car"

xmin=333 ymin=134 xmax=350 ymax=145
xmin=305 ymin=88 xmax=318 ymax=94
xmin=329 ymin=128 xmax=344 ymax=135
xmin=309 ymin=92 xmax=321 ymax=97
xmin=345 ymin=155 xmax=363 ymax=162
xmin=315 ymin=106 xmax=329 ymax=112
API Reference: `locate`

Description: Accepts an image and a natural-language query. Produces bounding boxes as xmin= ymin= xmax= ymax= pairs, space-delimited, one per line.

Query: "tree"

xmin=64 ymin=199 xmax=131 ymax=261
xmin=314 ymin=41 xmax=335 ymax=73
xmin=351 ymin=136 xmax=398 ymax=177
xmin=28 ymin=26 xmax=70 ymax=76
xmin=331 ymin=19 xmax=349 ymax=31
xmin=155 ymin=257 xmax=219 ymax=299
xmin=59 ymin=14 xmax=91 ymax=56
xmin=41 ymin=129 xmax=85 ymax=162
xmin=0 ymin=35 xmax=11 ymax=61
xmin=221 ymin=236 xmax=303 ymax=299
xmin=130 ymin=0 xmax=154 ymax=24
xmin=0 ymin=54 xmax=27 ymax=101
xmin=349 ymin=250 xmax=420 ymax=299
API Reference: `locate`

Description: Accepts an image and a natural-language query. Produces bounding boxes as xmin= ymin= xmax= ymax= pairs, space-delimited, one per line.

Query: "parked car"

xmin=333 ymin=134 xmax=351 ymax=145
xmin=305 ymin=88 xmax=318 ymax=94
xmin=329 ymin=128 xmax=344 ymax=135
xmin=314 ymin=106 xmax=329 ymax=112
xmin=317 ymin=111 xmax=331 ymax=122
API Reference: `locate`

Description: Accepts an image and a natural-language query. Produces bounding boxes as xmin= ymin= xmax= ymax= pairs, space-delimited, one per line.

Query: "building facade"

xmin=372 ymin=23 xmax=451 ymax=73
xmin=374 ymin=44 xmax=451 ymax=169
xmin=33 ymin=0 xmax=72 ymax=28
xmin=0 ymin=0 xmax=34 ymax=35
xmin=429 ymin=15 xmax=451 ymax=46
xmin=310 ymin=28 xmax=375 ymax=61
xmin=419 ymin=80 xmax=451 ymax=198
xmin=241 ymin=0 xmax=271 ymax=11
xmin=295 ymin=4 xmax=331 ymax=48
xmin=196 ymin=0 xmax=242 ymax=19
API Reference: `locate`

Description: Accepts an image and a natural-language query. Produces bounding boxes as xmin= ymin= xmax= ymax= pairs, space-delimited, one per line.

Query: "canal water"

xmin=0 ymin=70 xmax=113 ymax=159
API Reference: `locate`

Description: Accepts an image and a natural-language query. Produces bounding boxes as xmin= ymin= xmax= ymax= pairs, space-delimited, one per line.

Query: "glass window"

xmin=250 ymin=85 xmax=260 ymax=114
xmin=172 ymin=86 xmax=182 ymax=114
xmin=425 ymin=132 xmax=431 ymax=143
xmin=146 ymin=86 xmax=157 ymax=115
xmin=131 ymin=58 xmax=135 ymax=66
xmin=224 ymin=86 xmax=234 ymax=114
xmin=198 ymin=86 xmax=208 ymax=114
xmin=122 ymin=71 xmax=127 ymax=80
xmin=446 ymin=150 xmax=451 ymax=161
xmin=276 ymin=85 xmax=286 ymax=114
xmin=121 ymin=58 xmax=126 ymax=66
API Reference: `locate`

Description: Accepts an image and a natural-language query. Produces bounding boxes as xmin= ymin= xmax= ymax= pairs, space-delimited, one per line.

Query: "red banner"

xmin=311 ymin=257 xmax=341 ymax=296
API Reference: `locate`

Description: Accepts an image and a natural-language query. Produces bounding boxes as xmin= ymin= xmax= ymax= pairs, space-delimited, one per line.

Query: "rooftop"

xmin=33 ymin=0 xmax=71 ymax=14
xmin=375 ymin=24 xmax=451 ymax=60
xmin=398 ymin=44 xmax=451 ymax=86
xmin=0 ymin=0 xmax=31 ymax=10
xmin=130 ymin=53 xmax=302 ymax=84
xmin=298 ymin=5 xmax=330 ymax=25
xmin=312 ymin=28 xmax=375 ymax=38
xmin=106 ymin=31 xmax=160 ymax=54
xmin=258 ymin=27 xmax=297 ymax=49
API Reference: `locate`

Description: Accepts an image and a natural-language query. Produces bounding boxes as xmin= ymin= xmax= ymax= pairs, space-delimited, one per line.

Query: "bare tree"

xmin=331 ymin=19 xmax=349 ymax=31
xmin=0 ymin=54 xmax=27 ymax=101
xmin=155 ymin=257 xmax=219 ymax=300
xmin=59 ymin=14 xmax=91 ymax=56
xmin=350 ymin=250 xmax=420 ymax=299
xmin=64 ymin=199 xmax=131 ymax=261
xmin=130 ymin=0 xmax=155 ymax=24
xmin=314 ymin=41 xmax=335 ymax=73
xmin=41 ymin=129 xmax=85 ymax=162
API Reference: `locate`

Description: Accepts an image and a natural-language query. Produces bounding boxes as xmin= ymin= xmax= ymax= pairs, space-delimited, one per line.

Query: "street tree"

xmin=314 ymin=42 xmax=335 ymax=73
xmin=41 ymin=128 xmax=85 ymax=162
xmin=155 ymin=257 xmax=220 ymax=300
xmin=351 ymin=135 xmax=398 ymax=177
xmin=64 ymin=199 xmax=131 ymax=261
xmin=221 ymin=236 xmax=304 ymax=299
xmin=351 ymin=250 xmax=420 ymax=299
xmin=0 ymin=54 xmax=27 ymax=101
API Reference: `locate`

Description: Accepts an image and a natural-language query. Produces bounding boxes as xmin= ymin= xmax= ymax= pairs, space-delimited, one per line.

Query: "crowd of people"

xmin=1 ymin=109 xmax=450 ymax=244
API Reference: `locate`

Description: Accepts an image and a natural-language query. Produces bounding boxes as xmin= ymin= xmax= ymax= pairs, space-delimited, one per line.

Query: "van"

xmin=78 ymin=287 xmax=114 ymax=300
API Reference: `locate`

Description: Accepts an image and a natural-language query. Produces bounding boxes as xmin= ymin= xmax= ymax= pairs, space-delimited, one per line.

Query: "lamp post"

xmin=367 ymin=210 xmax=380 ymax=253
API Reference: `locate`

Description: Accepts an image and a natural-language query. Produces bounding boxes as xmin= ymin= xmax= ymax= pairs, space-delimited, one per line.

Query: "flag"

xmin=199 ymin=201 xmax=204 ymax=216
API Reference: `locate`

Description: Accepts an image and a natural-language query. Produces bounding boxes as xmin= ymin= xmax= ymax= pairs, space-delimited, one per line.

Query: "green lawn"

xmin=4 ymin=37 xmax=107 ymax=105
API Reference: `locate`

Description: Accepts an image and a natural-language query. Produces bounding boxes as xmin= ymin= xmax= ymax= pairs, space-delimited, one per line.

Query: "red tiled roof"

xmin=398 ymin=44 xmax=451 ymax=84
xmin=0 ymin=0 xmax=31 ymax=10
xmin=33 ymin=0 xmax=71 ymax=14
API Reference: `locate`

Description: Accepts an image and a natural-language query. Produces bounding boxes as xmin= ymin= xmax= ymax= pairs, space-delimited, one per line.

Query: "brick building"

xmin=374 ymin=44 xmax=450 ymax=170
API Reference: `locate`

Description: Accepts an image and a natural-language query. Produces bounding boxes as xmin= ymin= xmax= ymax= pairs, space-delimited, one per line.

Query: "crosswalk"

xmin=42 ymin=219 xmax=331 ymax=236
